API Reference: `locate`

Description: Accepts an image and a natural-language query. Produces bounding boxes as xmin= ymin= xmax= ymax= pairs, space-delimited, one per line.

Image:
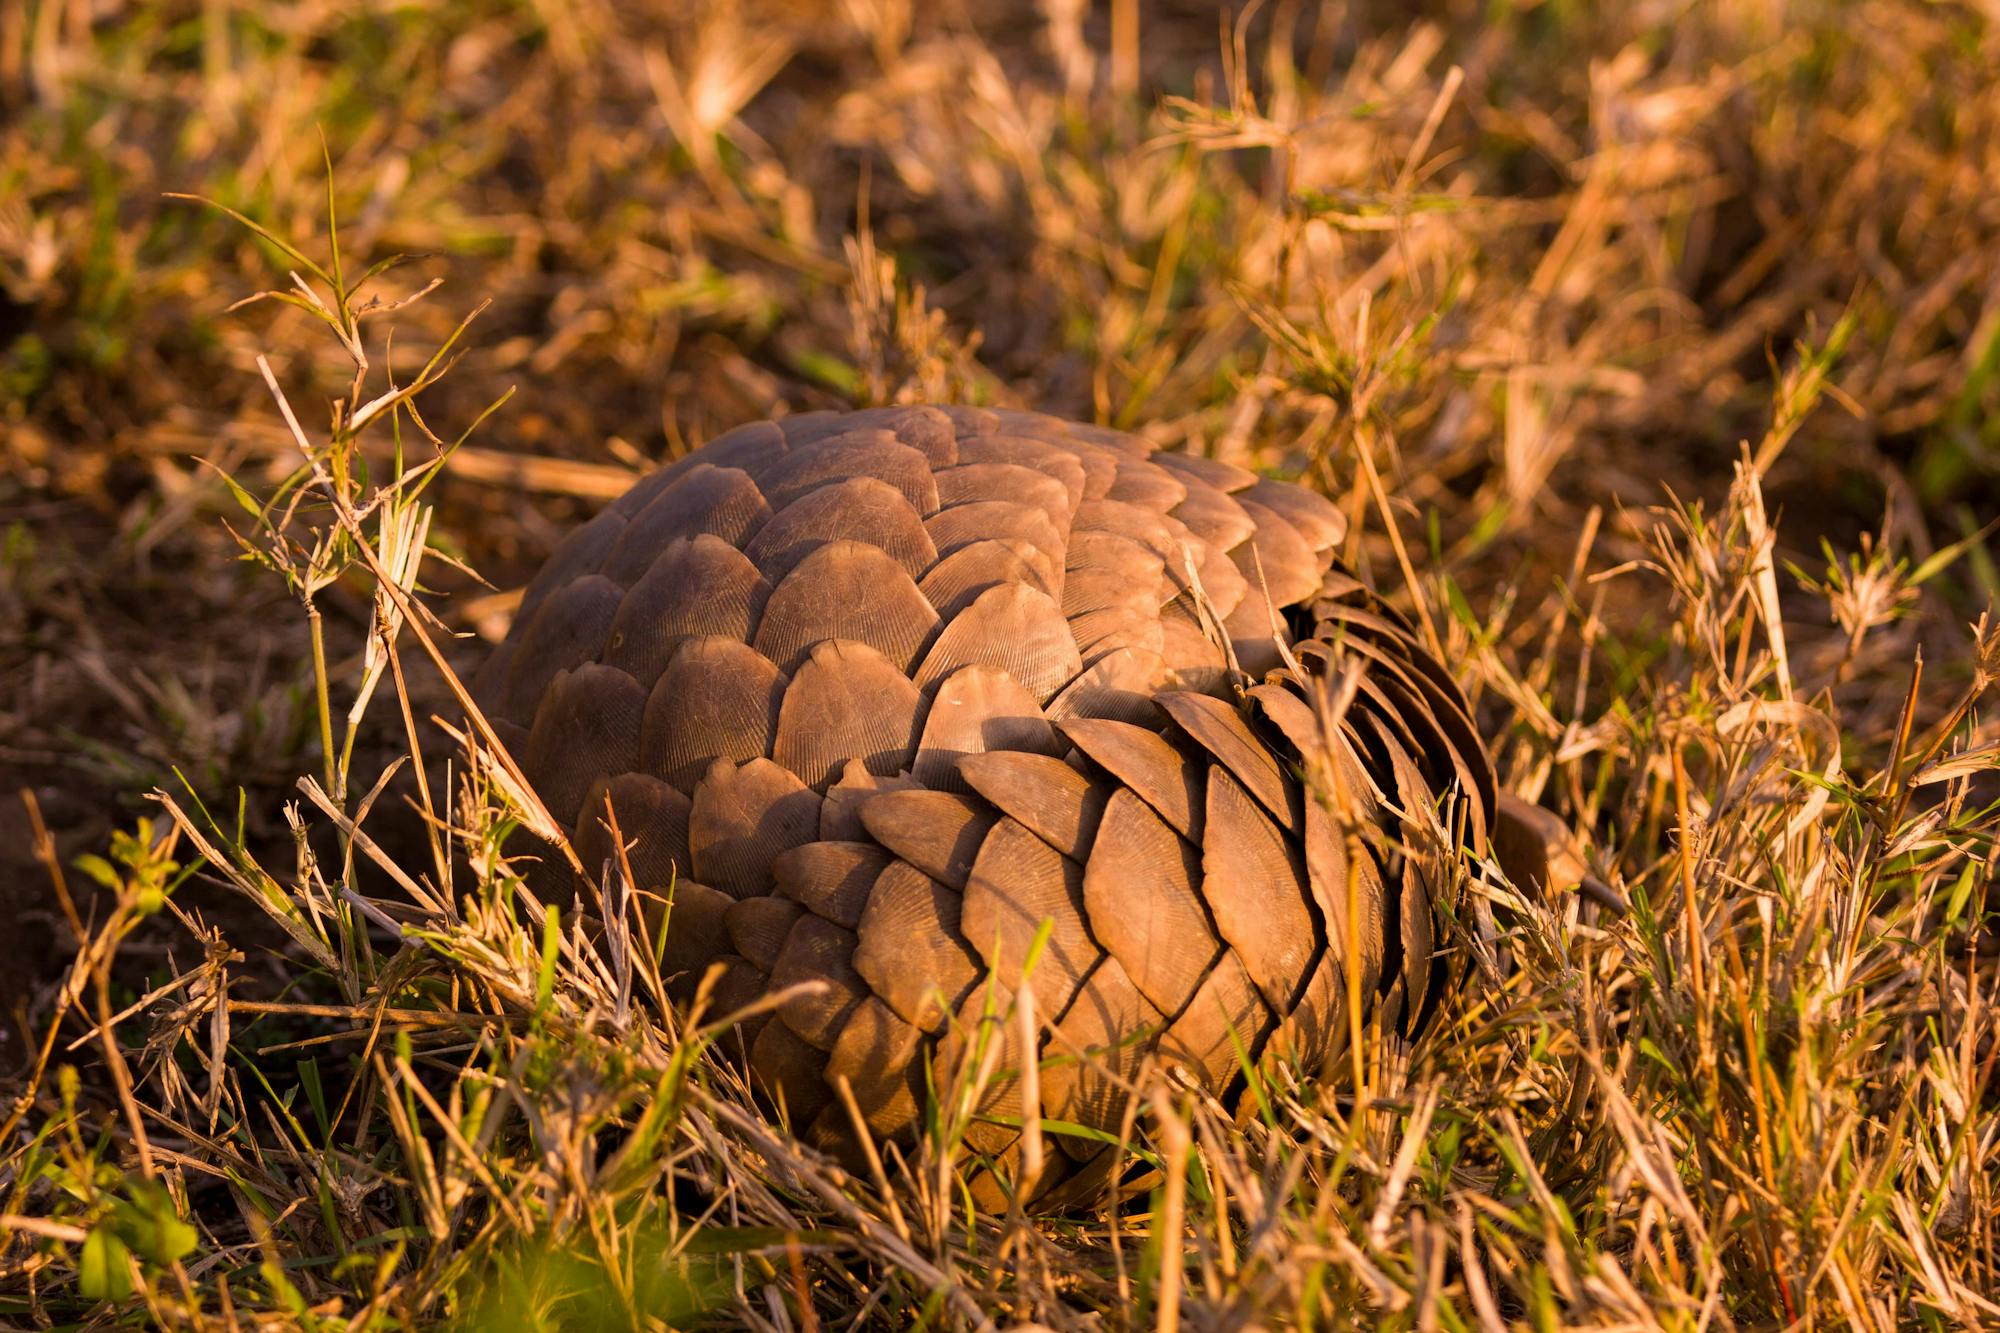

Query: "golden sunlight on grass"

xmin=2 ymin=1 xmax=1997 ymax=1327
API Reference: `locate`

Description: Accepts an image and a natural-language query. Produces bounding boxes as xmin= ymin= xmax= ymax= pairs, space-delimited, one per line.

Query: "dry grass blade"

xmin=4 ymin=2 xmax=1999 ymax=1329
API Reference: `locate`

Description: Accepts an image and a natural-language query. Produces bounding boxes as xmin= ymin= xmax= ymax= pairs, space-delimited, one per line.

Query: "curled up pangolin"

xmin=470 ymin=404 xmax=1571 ymax=1206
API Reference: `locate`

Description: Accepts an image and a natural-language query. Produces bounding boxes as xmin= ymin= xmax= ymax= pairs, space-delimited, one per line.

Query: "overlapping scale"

xmin=770 ymin=639 xmax=926 ymax=789
xmin=1079 ymin=790 xmax=1220 ymax=1016
xmin=758 ymin=431 xmax=940 ymax=515
xmin=604 ymin=536 xmax=770 ymax=690
xmin=1041 ymin=955 xmax=1161 ymax=1135
xmin=639 ymin=637 xmax=785 ymax=791
xmin=913 ymin=582 xmax=1082 ymax=703
xmin=768 ymin=914 xmax=868 ymax=1048
xmin=857 ymin=790 xmax=994 ymax=890
xmin=911 ymin=665 xmax=1062 ymax=790
xmin=854 ymin=860 xmax=980 ymax=1031
xmin=523 ymin=663 xmax=644 ymax=824
xmin=508 ymin=509 xmax=627 ymax=633
xmin=602 ymin=464 xmax=771 ymax=583
xmin=753 ymin=540 xmax=937 ymax=675
xmin=933 ymin=462 xmax=1074 ymax=530
xmin=688 ymin=757 xmax=822 ymax=899
xmin=744 ymin=476 xmax=937 ymax=581
xmin=479 ymin=404 xmax=1500 ymax=1209
xmin=924 ymin=501 xmax=1067 ymax=595
xmin=574 ymin=771 xmax=691 ymax=897
xmin=1198 ymin=765 xmax=1318 ymax=1012
xmin=501 ymin=574 xmax=622 ymax=723
xmin=772 ymin=841 xmax=891 ymax=929
xmin=961 ymin=817 xmax=1099 ymax=1019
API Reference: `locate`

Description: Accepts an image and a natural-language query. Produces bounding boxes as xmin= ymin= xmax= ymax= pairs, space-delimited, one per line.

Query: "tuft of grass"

xmin=3 ymin=2 xmax=1998 ymax=1327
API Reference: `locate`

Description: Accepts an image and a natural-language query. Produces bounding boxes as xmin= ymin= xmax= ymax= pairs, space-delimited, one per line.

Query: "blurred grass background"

xmin=3 ymin=0 xmax=2000 ymax=1326
xmin=6 ymin=0 xmax=1999 ymax=857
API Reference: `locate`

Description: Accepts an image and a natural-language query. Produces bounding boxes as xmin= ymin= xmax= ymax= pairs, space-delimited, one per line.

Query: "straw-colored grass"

xmin=3 ymin=2 xmax=1998 ymax=1327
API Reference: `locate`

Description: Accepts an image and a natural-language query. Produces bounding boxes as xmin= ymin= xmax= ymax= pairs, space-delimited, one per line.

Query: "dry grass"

xmin=4 ymin=1 xmax=2000 ymax=1327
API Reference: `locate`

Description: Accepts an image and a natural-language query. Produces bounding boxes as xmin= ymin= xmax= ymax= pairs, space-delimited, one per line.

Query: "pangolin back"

xmin=473 ymin=404 xmax=1496 ymax=1203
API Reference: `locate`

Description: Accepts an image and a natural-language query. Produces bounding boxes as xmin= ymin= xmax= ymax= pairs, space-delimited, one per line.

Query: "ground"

xmin=2 ymin=1 xmax=1998 ymax=1328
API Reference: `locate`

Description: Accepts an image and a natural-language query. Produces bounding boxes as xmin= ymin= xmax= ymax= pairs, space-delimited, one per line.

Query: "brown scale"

xmin=1230 ymin=497 xmax=1324 ymax=608
xmin=1161 ymin=601 xmax=1236 ymax=682
xmin=650 ymin=880 xmax=732 ymax=1006
xmin=752 ymin=540 xmax=937 ymax=675
xmin=817 ymin=760 xmax=919 ymax=841
xmin=500 ymin=574 xmax=622 ymax=723
xmin=913 ymin=582 xmax=1081 ymax=702
xmin=600 ymin=464 xmax=771 ymax=584
xmin=853 ymin=860 xmax=980 ymax=1032
xmin=686 ymin=758 xmax=820 ymax=899
xmin=959 ymin=751 xmax=1108 ymax=861
xmin=1197 ymin=765 xmax=1317 ymax=1012
xmin=1169 ymin=482 xmax=1258 ymax=554
xmin=1040 ymin=954 xmax=1162 ymax=1138
xmin=924 ymin=501 xmax=1067 ymax=595
xmin=744 ymin=477 xmax=937 ymax=581
xmin=1059 ymin=717 xmax=1204 ymax=840
xmin=1159 ymin=950 xmax=1272 ymax=1093
xmin=649 ymin=420 xmax=785 ymax=491
xmin=1067 ymin=604 xmax=1164 ymax=663
xmin=523 ymin=664 xmax=644 ymax=824
xmin=772 ymin=841 xmax=892 ymax=929
xmin=961 ymin=817 xmax=1100 ymax=1019
xmin=511 ymin=509 xmax=627 ymax=632
xmin=857 ymin=790 xmax=994 ymax=889
xmin=1102 ymin=456 xmax=1188 ymax=510
xmin=1153 ymin=448 xmax=1259 ymax=494
xmin=604 ymin=535 xmax=770 ymax=690
xmin=1045 ymin=646 xmax=1172 ymax=725
xmin=1243 ymin=476 xmax=1347 ymax=553
xmin=770 ymin=639 xmax=925 ymax=789
xmin=574 ymin=771 xmax=690 ymax=898
xmin=920 ymin=539 xmax=1055 ymax=615
xmin=911 ymin=665 xmax=1062 ymax=790
xmin=725 ymin=896 xmax=803 ymax=971
xmin=1180 ymin=540 xmax=1249 ymax=621
xmin=1156 ymin=691 xmax=1297 ymax=832
xmin=638 ymin=638 xmax=785 ymax=791
xmin=768 ymin=914 xmax=869 ymax=1049
xmin=1080 ymin=790 xmax=1221 ymax=1016
xmin=933 ymin=462 xmax=1075 ymax=530
xmin=1063 ymin=530 xmax=1168 ymax=608
xmin=472 ymin=404 xmax=1586 ymax=1211
xmin=758 ymin=430 xmax=940 ymax=515
xmin=825 ymin=997 xmax=927 ymax=1138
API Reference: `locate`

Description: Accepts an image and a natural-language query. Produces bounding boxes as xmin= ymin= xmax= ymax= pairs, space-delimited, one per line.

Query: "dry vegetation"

xmin=4 ymin=0 xmax=2000 ymax=1327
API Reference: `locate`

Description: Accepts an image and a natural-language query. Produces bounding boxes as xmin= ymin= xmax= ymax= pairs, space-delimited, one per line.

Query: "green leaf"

xmin=1637 ymin=1037 xmax=1677 ymax=1074
xmin=790 ymin=347 xmax=860 ymax=395
xmin=535 ymin=903 xmax=561 ymax=1015
xmin=1018 ymin=915 xmax=1056 ymax=983
xmin=261 ymin=1257 xmax=312 ymax=1317
xmin=1909 ymin=516 xmax=2000 ymax=587
xmin=321 ymin=131 xmax=346 ymax=306
xmin=1944 ymin=860 xmax=1979 ymax=925
xmin=211 ymin=463 xmax=265 ymax=518
xmin=112 ymin=1181 xmax=198 ymax=1266
xmin=163 ymin=193 xmax=332 ymax=286
xmin=351 ymin=250 xmax=425 ymax=301
xmin=78 ymin=1226 xmax=133 ymax=1302
xmin=298 ymin=1058 xmax=330 ymax=1143
xmin=72 ymin=853 xmax=121 ymax=890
